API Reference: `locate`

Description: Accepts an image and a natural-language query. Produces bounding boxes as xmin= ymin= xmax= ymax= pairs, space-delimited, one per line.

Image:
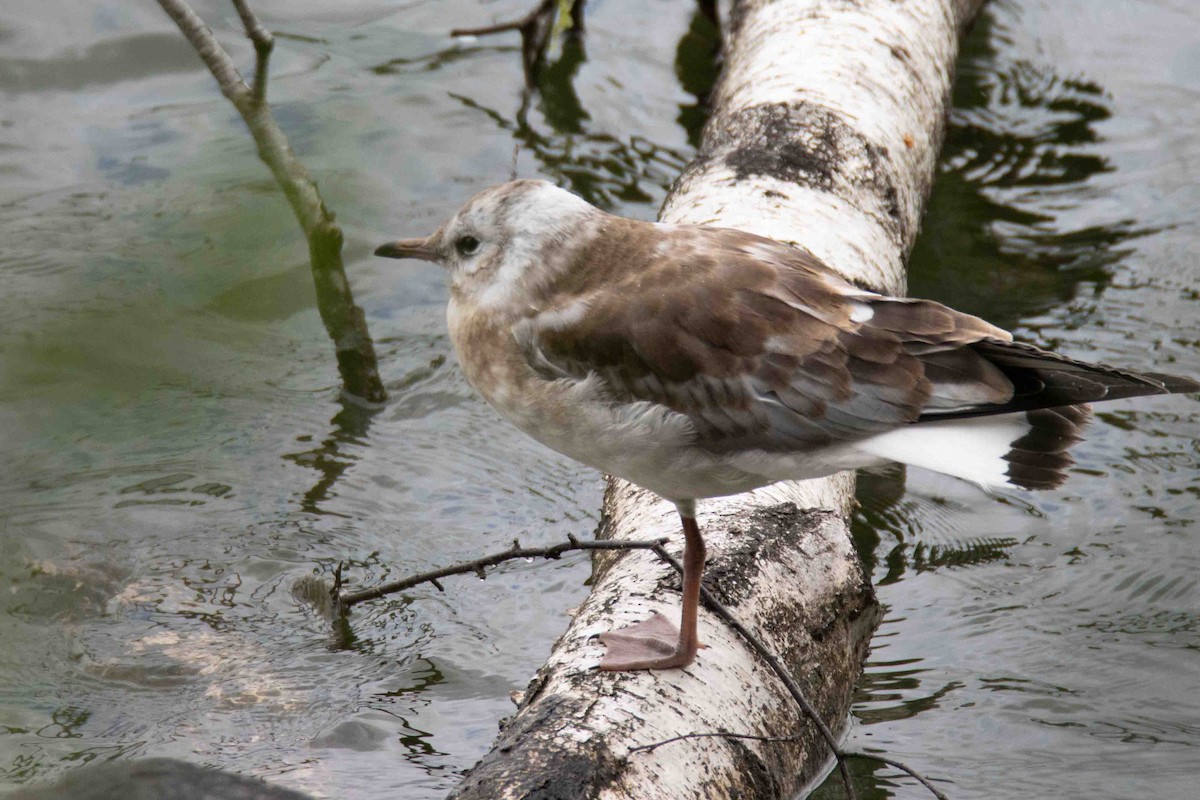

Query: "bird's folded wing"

xmin=513 ymin=228 xmax=1025 ymax=453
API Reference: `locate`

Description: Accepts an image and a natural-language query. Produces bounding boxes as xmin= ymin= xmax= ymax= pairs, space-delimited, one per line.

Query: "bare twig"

xmin=336 ymin=533 xmax=669 ymax=612
xmin=154 ymin=0 xmax=387 ymax=403
xmin=155 ymin=0 xmax=250 ymax=103
xmin=331 ymin=560 xmax=344 ymax=595
xmin=231 ymin=0 xmax=274 ymax=104
xmin=451 ymin=0 xmax=583 ymax=87
xmin=450 ymin=0 xmax=554 ymax=38
xmin=628 ymin=730 xmax=802 ymax=755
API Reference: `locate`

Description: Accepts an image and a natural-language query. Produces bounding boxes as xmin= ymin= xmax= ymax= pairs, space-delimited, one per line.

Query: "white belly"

xmin=480 ymin=372 xmax=867 ymax=502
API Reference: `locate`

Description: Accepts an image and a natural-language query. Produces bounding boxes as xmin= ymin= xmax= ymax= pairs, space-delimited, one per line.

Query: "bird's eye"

xmin=455 ymin=235 xmax=481 ymax=256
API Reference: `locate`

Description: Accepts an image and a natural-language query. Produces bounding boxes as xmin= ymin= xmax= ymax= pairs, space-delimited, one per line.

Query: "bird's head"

xmin=375 ymin=180 xmax=603 ymax=311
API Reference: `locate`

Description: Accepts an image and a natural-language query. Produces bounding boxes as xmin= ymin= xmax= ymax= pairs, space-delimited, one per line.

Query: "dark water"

xmin=0 ymin=2 xmax=1196 ymax=798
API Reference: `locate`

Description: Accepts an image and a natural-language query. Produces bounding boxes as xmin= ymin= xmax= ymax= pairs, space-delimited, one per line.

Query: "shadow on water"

xmin=369 ymin=40 xmax=518 ymax=76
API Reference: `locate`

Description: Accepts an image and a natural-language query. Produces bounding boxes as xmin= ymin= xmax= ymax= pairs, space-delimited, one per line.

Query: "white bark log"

xmin=450 ymin=1 xmax=985 ymax=797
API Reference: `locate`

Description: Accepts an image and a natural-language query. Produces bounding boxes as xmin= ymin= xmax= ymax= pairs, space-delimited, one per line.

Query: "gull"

xmin=375 ymin=179 xmax=1197 ymax=671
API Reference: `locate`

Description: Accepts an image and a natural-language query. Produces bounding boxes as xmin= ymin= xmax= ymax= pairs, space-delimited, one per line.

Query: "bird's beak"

xmin=374 ymin=236 xmax=439 ymax=262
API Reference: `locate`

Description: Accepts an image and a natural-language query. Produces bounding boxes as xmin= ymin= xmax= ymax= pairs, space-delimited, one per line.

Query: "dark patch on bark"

xmin=684 ymin=101 xmax=908 ymax=244
xmin=713 ymin=736 xmax=784 ymax=798
xmin=718 ymin=104 xmax=839 ymax=188
xmin=449 ymin=694 xmax=624 ymax=800
xmin=881 ymin=180 xmax=901 ymax=226
xmin=724 ymin=0 xmax=750 ymax=42
xmin=808 ymin=599 xmax=842 ymax=643
xmin=703 ymin=503 xmax=842 ymax=607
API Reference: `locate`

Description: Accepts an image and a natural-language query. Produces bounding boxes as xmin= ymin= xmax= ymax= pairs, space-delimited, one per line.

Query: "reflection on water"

xmin=817 ymin=3 xmax=1200 ymax=798
xmin=1 ymin=1 xmax=1198 ymax=799
xmin=450 ymin=78 xmax=690 ymax=210
xmin=672 ymin=8 xmax=721 ymax=147
xmin=284 ymin=399 xmax=380 ymax=516
xmin=908 ymin=10 xmax=1148 ymax=332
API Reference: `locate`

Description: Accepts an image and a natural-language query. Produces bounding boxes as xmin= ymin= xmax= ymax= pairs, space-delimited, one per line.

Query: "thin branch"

xmin=450 ymin=0 xmax=583 ymax=87
xmin=156 ymin=0 xmax=250 ymax=103
xmin=155 ymin=0 xmax=387 ymax=403
xmin=231 ymin=0 xmax=274 ymax=104
xmin=648 ymin=544 xmax=859 ymax=800
xmin=628 ymin=730 xmax=802 ymax=755
xmin=845 ymin=753 xmax=950 ymax=800
xmin=232 ymin=0 xmax=271 ymax=47
xmin=336 ymin=533 xmax=669 ymax=610
xmin=450 ymin=0 xmax=554 ymax=37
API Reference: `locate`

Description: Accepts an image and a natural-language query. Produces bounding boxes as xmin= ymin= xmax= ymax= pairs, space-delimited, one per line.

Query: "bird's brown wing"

xmin=513 ymin=225 xmax=1019 ymax=453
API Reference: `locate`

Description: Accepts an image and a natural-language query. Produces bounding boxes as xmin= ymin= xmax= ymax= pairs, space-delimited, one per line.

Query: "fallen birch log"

xmin=449 ymin=0 xmax=986 ymax=797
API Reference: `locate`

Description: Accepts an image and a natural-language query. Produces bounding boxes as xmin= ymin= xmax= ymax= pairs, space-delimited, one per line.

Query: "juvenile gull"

xmin=376 ymin=179 xmax=1198 ymax=671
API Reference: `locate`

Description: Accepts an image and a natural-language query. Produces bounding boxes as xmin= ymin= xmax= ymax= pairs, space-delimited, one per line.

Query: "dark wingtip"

xmin=1143 ymin=371 xmax=1200 ymax=395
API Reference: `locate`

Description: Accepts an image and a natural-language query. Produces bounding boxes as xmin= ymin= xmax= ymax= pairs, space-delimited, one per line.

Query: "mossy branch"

xmin=155 ymin=0 xmax=387 ymax=403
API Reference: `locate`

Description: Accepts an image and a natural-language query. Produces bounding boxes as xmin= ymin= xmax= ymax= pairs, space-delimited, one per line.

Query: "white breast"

xmin=482 ymin=368 xmax=868 ymax=501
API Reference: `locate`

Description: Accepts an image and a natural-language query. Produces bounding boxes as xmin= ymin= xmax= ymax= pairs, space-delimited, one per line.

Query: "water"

xmin=0 ymin=1 xmax=1196 ymax=798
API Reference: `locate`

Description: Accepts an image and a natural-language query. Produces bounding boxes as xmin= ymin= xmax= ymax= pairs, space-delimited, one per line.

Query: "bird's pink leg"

xmin=598 ymin=514 xmax=706 ymax=671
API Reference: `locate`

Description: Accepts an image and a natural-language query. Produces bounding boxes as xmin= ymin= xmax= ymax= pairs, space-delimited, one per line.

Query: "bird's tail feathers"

xmin=858 ymin=404 xmax=1091 ymax=490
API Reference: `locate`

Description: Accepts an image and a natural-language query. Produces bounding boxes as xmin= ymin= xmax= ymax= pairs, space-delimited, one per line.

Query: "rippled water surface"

xmin=1 ymin=1 xmax=1197 ymax=798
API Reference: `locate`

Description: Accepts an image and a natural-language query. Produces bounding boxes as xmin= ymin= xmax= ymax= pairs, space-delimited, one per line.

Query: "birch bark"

xmin=449 ymin=0 xmax=986 ymax=797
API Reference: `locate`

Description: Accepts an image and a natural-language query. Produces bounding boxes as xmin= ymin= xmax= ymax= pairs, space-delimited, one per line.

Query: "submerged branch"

xmin=155 ymin=0 xmax=386 ymax=403
xmin=450 ymin=1 xmax=553 ymax=38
